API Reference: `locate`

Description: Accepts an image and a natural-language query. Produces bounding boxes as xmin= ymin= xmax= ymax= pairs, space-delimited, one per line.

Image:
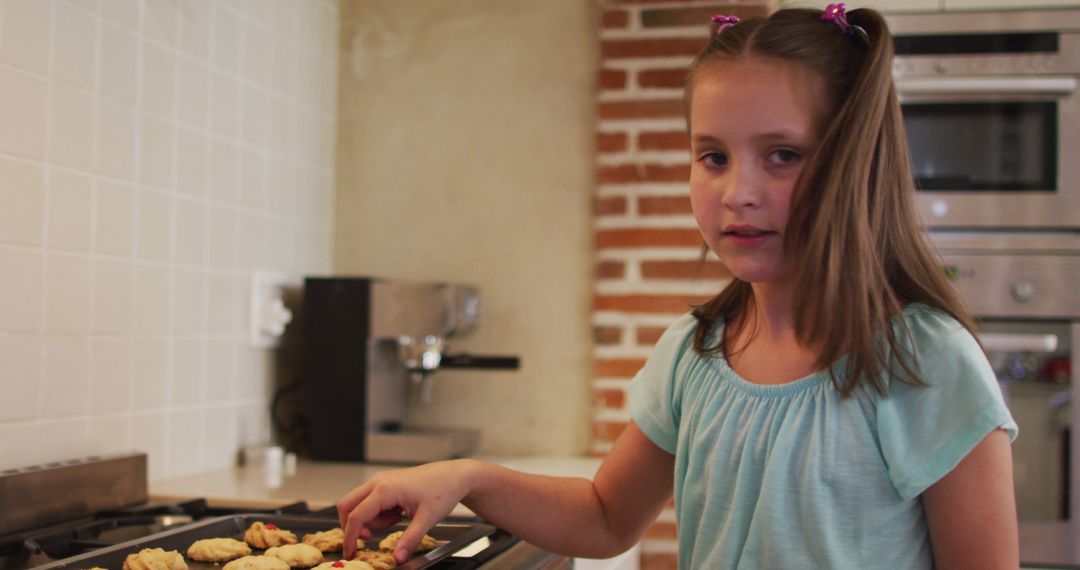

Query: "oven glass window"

xmin=903 ymin=102 xmax=1057 ymax=191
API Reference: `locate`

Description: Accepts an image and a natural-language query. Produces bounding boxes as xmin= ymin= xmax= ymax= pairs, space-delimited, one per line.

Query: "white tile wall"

xmin=0 ymin=157 xmax=46 ymax=245
xmin=0 ymin=67 xmax=50 ymax=159
xmin=0 ymin=0 xmax=338 ymax=481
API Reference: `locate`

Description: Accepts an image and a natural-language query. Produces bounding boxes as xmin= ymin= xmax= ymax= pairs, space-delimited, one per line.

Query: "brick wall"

xmin=592 ymin=1 xmax=773 ymax=568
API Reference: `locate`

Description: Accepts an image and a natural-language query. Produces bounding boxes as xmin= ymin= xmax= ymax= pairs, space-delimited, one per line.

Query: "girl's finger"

xmin=367 ymin=506 xmax=404 ymax=532
xmin=341 ymin=520 xmax=366 ymax=560
xmin=342 ymin=493 xmax=399 ymax=558
xmin=391 ymin=509 xmax=441 ymax=565
xmin=336 ymin=481 xmax=374 ymax=529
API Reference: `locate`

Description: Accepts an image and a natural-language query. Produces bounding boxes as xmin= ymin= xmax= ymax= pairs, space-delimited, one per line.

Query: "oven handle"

xmin=896 ymin=76 xmax=1078 ymax=96
xmin=980 ymin=333 xmax=1059 ymax=353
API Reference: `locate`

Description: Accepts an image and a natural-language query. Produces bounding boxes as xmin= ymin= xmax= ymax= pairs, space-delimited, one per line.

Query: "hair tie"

xmin=711 ymin=14 xmax=740 ymax=35
xmin=821 ymin=3 xmax=869 ymax=43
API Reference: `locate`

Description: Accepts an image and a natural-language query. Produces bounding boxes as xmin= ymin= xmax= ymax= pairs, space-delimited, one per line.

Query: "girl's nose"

xmin=720 ymin=164 xmax=762 ymax=210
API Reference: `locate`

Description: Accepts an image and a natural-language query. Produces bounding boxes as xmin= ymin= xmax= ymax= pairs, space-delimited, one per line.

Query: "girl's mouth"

xmin=721 ymin=227 xmax=776 ymax=246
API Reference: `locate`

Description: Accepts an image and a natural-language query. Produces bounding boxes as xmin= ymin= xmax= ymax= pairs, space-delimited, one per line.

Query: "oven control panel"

xmin=941 ymin=252 xmax=1080 ymax=319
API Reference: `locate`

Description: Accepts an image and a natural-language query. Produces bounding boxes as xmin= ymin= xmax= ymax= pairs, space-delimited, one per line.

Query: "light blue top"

xmin=629 ymin=304 xmax=1017 ymax=570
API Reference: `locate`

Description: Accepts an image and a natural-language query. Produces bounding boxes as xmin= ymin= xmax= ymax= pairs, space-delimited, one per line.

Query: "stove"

xmin=0 ymin=454 xmax=567 ymax=570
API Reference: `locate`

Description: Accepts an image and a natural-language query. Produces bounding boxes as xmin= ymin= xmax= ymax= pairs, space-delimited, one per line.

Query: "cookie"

xmin=302 ymin=528 xmax=365 ymax=553
xmin=312 ymin=561 xmax=375 ymax=570
xmin=378 ymin=531 xmax=437 ymax=552
xmin=222 ymin=555 xmax=292 ymax=570
xmin=264 ymin=543 xmax=323 ymax=568
xmin=122 ymin=547 xmax=188 ymax=570
xmin=352 ymin=549 xmax=396 ymax=570
xmin=187 ymin=537 xmax=252 ymax=562
xmin=244 ymin=521 xmax=298 ymax=549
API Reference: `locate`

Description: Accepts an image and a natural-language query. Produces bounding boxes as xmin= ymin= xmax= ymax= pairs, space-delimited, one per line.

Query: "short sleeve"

xmin=876 ymin=309 xmax=1018 ymax=500
xmin=628 ymin=314 xmax=699 ymax=455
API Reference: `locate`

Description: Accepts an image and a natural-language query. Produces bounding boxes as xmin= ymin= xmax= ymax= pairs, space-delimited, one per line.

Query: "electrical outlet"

xmin=249 ymin=269 xmax=298 ymax=348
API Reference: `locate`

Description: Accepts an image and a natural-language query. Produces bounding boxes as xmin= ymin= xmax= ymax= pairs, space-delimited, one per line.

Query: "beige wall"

xmin=335 ymin=1 xmax=598 ymax=455
xmin=0 ymin=0 xmax=338 ymax=481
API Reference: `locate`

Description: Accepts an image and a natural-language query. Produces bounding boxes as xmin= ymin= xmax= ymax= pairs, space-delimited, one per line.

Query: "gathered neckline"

xmin=711 ymin=353 xmax=839 ymax=398
xmin=705 ymin=303 xmax=929 ymax=398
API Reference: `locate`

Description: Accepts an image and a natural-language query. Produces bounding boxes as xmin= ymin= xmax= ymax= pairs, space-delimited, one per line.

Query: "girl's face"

xmin=688 ymin=57 xmax=828 ymax=286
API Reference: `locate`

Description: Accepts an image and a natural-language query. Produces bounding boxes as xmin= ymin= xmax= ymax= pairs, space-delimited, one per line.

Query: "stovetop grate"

xmin=0 ymin=499 xmax=520 ymax=570
xmin=0 ymin=498 xmax=334 ymax=569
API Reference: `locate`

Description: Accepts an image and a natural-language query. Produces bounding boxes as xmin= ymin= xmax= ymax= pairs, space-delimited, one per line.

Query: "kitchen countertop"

xmin=150 ymin=455 xmax=603 ymax=515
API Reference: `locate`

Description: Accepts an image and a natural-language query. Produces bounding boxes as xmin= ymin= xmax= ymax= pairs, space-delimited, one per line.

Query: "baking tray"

xmin=31 ymin=514 xmax=495 ymax=570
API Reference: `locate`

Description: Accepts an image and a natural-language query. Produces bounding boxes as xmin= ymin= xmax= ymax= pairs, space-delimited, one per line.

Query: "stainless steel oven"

xmin=888 ymin=9 xmax=1080 ymax=230
xmin=932 ymin=232 xmax=1080 ymax=567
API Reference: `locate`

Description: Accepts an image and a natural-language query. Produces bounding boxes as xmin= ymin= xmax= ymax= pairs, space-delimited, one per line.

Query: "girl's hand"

xmin=336 ymin=459 xmax=476 ymax=564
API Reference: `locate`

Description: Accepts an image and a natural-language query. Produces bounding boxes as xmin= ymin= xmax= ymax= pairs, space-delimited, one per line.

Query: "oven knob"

xmin=931 ymin=199 xmax=949 ymax=218
xmin=933 ymin=60 xmax=950 ymax=74
xmin=1011 ymin=280 xmax=1036 ymax=303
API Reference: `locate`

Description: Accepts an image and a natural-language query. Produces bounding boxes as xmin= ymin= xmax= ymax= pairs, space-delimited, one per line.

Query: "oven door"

xmin=933 ymin=233 xmax=1080 ymax=567
xmin=899 ymin=76 xmax=1080 ymax=229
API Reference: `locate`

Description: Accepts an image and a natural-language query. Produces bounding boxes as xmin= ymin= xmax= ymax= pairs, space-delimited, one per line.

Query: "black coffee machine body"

xmin=301 ymin=277 xmax=519 ymax=463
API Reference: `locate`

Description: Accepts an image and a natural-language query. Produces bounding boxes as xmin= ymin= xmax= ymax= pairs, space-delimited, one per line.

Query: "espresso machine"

xmin=301 ymin=277 xmax=520 ymax=463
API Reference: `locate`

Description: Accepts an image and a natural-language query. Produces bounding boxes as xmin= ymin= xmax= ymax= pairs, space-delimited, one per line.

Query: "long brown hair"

xmin=686 ymin=8 xmax=975 ymax=397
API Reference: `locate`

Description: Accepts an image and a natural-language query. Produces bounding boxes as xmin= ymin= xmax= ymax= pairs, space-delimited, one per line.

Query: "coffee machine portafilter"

xmin=301 ymin=277 xmax=520 ymax=463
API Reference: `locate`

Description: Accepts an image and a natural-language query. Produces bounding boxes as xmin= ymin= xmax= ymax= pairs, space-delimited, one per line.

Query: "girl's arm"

xmin=337 ymin=421 xmax=674 ymax=564
xmin=921 ymin=429 xmax=1019 ymax=569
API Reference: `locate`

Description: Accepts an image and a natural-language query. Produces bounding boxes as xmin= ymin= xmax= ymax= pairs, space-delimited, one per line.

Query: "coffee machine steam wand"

xmin=397 ymin=335 xmax=444 ymax=403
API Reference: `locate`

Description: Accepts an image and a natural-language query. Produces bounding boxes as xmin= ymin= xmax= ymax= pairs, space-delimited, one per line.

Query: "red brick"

xmin=593 ymin=420 xmax=629 ymax=442
xmin=642 ymin=259 xmax=731 ymax=280
xmin=641 ymin=553 xmax=679 ymax=570
xmin=638 ymin=68 xmax=688 ymax=89
xmin=600 ymin=68 xmax=628 ymax=90
xmin=601 ymin=8 xmax=631 ymax=28
xmin=639 ymin=195 xmax=691 ymax=215
xmin=594 ymin=388 xmax=626 ymax=409
xmin=597 ymin=165 xmax=636 ymax=185
xmin=598 ymin=99 xmax=684 ymax=120
xmin=597 ymin=163 xmax=689 ymax=185
xmin=636 ymin=325 xmax=668 ymax=345
xmin=593 ymin=325 xmax=623 ymax=345
xmin=595 ymin=196 xmax=628 ymax=216
xmin=602 ymin=37 xmax=705 ymax=59
xmin=596 ymin=259 xmax=627 ymax=279
xmin=595 ymin=228 xmax=701 ymax=248
xmin=594 ymin=293 xmax=709 ymax=313
xmin=595 ymin=357 xmax=647 ymax=377
xmin=639 ymin=130 xmax=688 ymax=151
xmin=597 ymin=132 xmax=628 ymax=153
xmin=645 ymin=521 xmax=679 ymax=539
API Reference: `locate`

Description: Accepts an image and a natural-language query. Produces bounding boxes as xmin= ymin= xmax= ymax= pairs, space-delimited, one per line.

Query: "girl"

xmin=336 ymin=6 xmax=1019 ymax=568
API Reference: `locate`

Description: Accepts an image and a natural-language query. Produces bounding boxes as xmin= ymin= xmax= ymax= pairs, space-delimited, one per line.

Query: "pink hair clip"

xmin=711 ymin=14 xmax=740 ymax=34
xmin=821 ymin=3 xmax=868 ymax=42
xmin=821 ymin=3 xmax=851 ymax=31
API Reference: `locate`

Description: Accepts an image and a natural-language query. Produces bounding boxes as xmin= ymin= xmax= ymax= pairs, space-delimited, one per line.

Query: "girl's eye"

xmin=767 ymin=149 xmax=800 ymax=165
xmin=699 ymin=152 xmax=728 ymax=167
